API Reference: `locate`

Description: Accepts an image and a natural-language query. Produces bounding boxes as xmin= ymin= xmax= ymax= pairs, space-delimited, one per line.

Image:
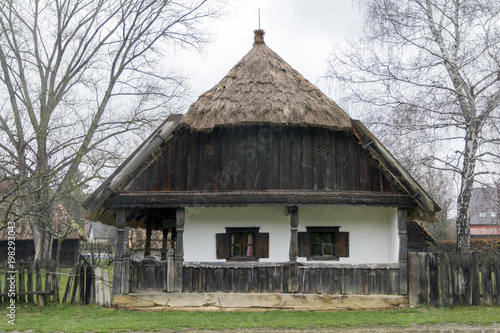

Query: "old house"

xmin=0 ymin=203 xmax=87 ymax=267
xmin=83 ymin=30 xmax=440 ymax=310
xmin=470 ymin=186 xmax=500 ymax=237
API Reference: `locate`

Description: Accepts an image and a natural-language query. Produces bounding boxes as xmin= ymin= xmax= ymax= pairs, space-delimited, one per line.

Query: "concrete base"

xmin=113 ymin=293 xmax=408 ymax=311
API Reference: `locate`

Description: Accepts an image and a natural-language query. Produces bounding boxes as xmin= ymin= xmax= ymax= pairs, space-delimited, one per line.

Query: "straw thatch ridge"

xmin=0 ymin=203 xmax=87 ymax=241
xmin=181 ymin=30 xmax=351 ymax=132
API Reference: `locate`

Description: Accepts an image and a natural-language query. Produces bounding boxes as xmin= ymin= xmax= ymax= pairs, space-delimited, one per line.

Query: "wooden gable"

xmin=125 ymin=126 xmax=401 ymax=195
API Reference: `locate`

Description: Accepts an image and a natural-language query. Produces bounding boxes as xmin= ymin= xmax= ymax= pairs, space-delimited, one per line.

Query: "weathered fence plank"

xmin=439 ymin=253 xmax=450 ymax=307
xmin=27 ymin=258 xmax=33 ymax=303
xmin=481 ymin=255 xmax=493 ymax=305
xmin=494 ymin=255 xmax=500 ymax=306
xmin=94 ymin=267 xmax=103 ymax=306
xmin=471 ymin=252 xmax=481 ymax=306
xmin=418 ymin=253 xmax=429 ymax=305
xmin=428 ymin=253 xmax=439 ymax=306
xmin=103 ymin=269 xmax=111 ymax=307
xmin=18 ymin=261 xmax=26 ymax=303
xmin=461 ymin=254 xmax=472 ymax=305
xmin=450 ymin=254 xmax=462 ymax=306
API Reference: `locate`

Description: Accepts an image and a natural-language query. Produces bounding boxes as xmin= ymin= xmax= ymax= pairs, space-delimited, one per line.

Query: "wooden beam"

xmin=398 ymin=208 xmax=408 ymax=295
xmin=144 ymin=216 xmax=153 ymax=257
xmin=113 ymin=208 xmax=126 ymax=295
xmin=174 ymin=207 xmax=185 ymax=292
xmin=288 ymin=206 xmax=299 ymax=262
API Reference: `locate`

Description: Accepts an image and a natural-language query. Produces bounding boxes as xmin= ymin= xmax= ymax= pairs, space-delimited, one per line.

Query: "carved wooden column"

xmin=174 ymin=207 xmax=185 ymax=292
xmin=287 ymin=206 xmax=299 ymax=293
xmin=398 ymin=208 xmax=408 ymax=295
xmin=144 ymin=216 xmax=153 ymax=257
xmin=161 ymin=227 xmax=168 ymax=261
xmin=287 ymin=206 xmax=299 ymax=262
xmin=113 ymin=208 xmax=126 ymax=295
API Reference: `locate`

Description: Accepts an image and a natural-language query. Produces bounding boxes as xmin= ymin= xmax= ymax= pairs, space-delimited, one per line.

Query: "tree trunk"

xmin=455 ymin=124 xmax=480 ymax=253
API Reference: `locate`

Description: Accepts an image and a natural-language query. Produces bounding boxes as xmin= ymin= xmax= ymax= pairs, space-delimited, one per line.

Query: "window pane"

xmin=247 ymin=233 xmax=253 ymax=244
xmin=311 ymin=233 xmax=320 ymax=244
xmin=311 ymin=244 xmax=321 ymax=256
xmin=232 ymin=233 xmax=241 ymax=244
xmin=323 ymin=233 xmax=333 ymax=243
xmin=232 ymin=245 xmax=240 ymax=257
xmin=323 ymin=244 xmax=333 ymax=256
xmin=244 ymin=245 xmax=254 ymax=257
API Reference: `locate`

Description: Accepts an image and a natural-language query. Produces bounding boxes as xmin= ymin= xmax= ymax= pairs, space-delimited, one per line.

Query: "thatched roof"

xmin=181 ymin=30 xmax=351 ymax=132
xmin=0 ymin=203 xmax=87 ymax=241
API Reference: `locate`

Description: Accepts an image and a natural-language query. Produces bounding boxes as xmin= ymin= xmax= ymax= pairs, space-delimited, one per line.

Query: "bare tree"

xmin=0 ymin=0 xmax=223 ymax=262
xmin=326 ymin=0 xmax=500 ymax=252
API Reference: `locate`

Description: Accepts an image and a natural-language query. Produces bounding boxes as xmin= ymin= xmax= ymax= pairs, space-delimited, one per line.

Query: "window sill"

xmin=227 ymin=257 xmax=258 ymax=262
xmin=306 ymin=256 xmax=339 ymax=261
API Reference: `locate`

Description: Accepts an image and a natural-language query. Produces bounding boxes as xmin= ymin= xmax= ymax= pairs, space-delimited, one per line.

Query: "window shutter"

xmin=255 ymin=232 xmax=269 ymax=259
xmin=297 ymin=232 xmax=310 ymax=257
xmin=334 ymin=232 xmax=349 ymax=257
xmin=216 ymin=233 xmax=230 ymax=259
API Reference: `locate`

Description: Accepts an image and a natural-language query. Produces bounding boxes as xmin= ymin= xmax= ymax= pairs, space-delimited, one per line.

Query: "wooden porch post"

xmin=174 ymin=207 xmax=185 ymax=292
xmin=288 ymin=206 xmax=299 ymax=262
xmin=287 ymin=206 xmax=299 ymax=293
xmin=144 ymin=217 xmax=152 ymax=257
xmin=398 ymin=208 xmax=408 ymax=295
xmin=113 ymin=208 xmax=126 ymax=295
xmin=161 ymin=227 xmax=168 ymax=261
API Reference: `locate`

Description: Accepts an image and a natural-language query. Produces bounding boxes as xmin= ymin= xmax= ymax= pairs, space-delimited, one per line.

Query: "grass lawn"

xmin=0 ymin=304 xmax=498 ymax=332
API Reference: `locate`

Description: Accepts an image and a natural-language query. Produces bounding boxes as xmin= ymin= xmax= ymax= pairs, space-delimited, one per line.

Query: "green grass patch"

xmin=0 ymin=304 xmax=498 ymax=332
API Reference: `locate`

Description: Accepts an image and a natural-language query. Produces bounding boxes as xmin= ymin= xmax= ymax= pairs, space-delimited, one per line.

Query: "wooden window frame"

xmin=298 ymin=227 xmax=349 ymax=261
xmin=216 ymin=227 xmax=269 ymax=262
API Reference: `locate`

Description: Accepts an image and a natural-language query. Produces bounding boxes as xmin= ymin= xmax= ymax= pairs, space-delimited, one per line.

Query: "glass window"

xmin=310 ymin=232 xmax=334 ymax=257
xmin=231 ymin=232 xmax=254 ymax=258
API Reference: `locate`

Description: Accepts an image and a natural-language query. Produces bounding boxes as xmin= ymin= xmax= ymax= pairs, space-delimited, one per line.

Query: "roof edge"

xmin=350 ymin=119 xmax=441 ymax=222
xmin=82 ymin=114 xmax=183 ymax=217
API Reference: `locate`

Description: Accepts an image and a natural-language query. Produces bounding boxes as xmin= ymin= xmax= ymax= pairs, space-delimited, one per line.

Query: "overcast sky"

xmin=171 ymin=0 xmax=363 ymax=109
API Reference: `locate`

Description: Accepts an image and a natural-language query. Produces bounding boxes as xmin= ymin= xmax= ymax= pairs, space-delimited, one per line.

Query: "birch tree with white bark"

xmin=326 ymin=0 xmax=500 ymax=252
xmin=0 ymin=0 xmax=222 ymax=263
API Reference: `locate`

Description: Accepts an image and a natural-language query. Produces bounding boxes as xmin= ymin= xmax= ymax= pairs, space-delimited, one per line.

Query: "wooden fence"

xmin=0 ymin=259 xmax=57 ymax=306
xmin=0 ymin=259 xmax=111 ymax=307
xmin=182 ymin=263 xmax=402 ymax=295
xmin=408 ymin=252 xmax=500 ymax=307
xmin=129 ymin=257 xmax=167 ymax=292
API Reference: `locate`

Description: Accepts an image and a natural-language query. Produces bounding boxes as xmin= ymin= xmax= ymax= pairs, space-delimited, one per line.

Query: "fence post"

xmin=62 ymin=270 xmax=74 ymax=303
xmin=51 ymin=260 xmax=59 ymax=303
xmin=407 ymin=252 xmax=418 ymax=308
xmin=471 ymin=252 xmax=481 ymax=305
xmin=482 ymin=254 xmax=493 ymax=305
xmin=167 ymin=248 xmax=175 ymax=292
xmin=417 ymin=252 xmax=429 ymax=305
xmin=71 ymin=263 xmax=81 ymax=304
xmin=439 ymin=253 xmax=450 ymax=307
xmin=18 ymin=261 xmax=25 ymax=303
xmin=27 ymin=258 xmax=34 ymax=303
xmin=34 ymin=260 xmax=44 ymax=307
xmin=85 ymin=265 xmax=92 ymax=304
xmin=94 ymin=267 xmax=103 ymax=306
xmin=493 ymin=255 xmax=500 ymax=306
xmin=428 ymin=253 xmax=439 ymax=306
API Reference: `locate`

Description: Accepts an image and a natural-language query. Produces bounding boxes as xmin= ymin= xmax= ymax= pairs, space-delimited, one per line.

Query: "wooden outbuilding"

xmin=83 ymin=30 xmax=440 ymax=310
xmin=0 ymin=203 xmax=87 ymax=267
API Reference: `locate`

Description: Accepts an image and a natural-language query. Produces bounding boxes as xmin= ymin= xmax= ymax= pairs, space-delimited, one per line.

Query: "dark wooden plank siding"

xmin=128 ymin=126 xmax=403 ymax=195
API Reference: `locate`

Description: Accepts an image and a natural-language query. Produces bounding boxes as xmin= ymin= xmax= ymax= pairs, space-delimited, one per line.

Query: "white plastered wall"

xmin=184 ymin=205 xmax=399 ymax=264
